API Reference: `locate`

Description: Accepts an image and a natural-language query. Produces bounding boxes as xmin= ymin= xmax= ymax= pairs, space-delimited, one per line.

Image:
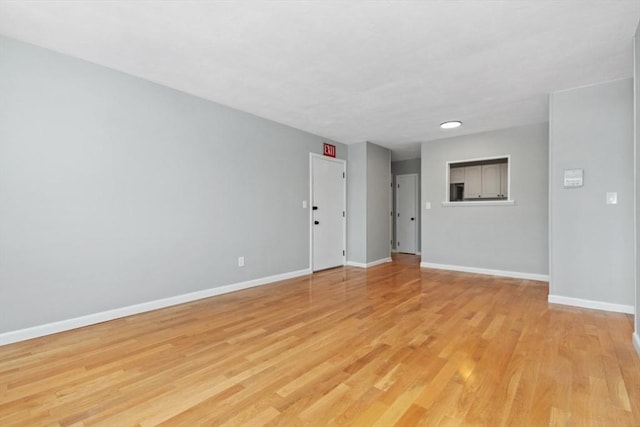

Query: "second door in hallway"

xmin=396 ymin=174 xmax=418 ymax=254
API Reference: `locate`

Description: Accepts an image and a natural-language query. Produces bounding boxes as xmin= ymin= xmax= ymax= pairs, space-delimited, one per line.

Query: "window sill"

xmin=441 ymin=200 xmax=515 ymax=207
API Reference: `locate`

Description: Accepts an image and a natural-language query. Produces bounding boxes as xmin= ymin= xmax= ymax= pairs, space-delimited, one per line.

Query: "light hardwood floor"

xmin=1 ymin=254 xmax=639 ymax=426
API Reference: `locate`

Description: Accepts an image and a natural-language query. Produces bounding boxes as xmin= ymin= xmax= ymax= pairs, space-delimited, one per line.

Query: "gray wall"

xmin=635 ymin=25 xmax=640 ymax=339
xmin=550 ymin=78 xmax=634 ymax=306
xmin=0 ymin=36 xmax=346 ymax=333
xmin=366 ymin=142 xmax=392 ymax=262
xmin=391 ymin=158 xmax=421 ymax=252
xmin=347 ymin=142 xmax=391 ymax=265
xmin=392 ymin=158 xmax=421 ymax=176
xmin=421 ymin=123 xmax=549 ymax=275
xmin=347 ymin=143 xmax=367 ymax=264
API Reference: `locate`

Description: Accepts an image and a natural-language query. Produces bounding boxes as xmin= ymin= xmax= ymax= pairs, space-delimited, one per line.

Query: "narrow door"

xmin=396 ymin=174 xmax=418 ymax=254
xmin=311 ymin=155 xmax=346 ymax=271
xmin=389 ymin=173 xmax=394 ymax=251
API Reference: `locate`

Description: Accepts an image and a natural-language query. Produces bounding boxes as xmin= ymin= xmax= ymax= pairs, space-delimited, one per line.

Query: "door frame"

xmin=395 ymin=173 xmax=419 ymax=254
xmin=309 ymin=153 xmax=347 ymax=271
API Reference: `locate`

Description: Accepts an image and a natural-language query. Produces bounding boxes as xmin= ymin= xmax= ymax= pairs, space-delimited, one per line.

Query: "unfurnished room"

xmin=1 ymin=1 xmax=640 ymax=425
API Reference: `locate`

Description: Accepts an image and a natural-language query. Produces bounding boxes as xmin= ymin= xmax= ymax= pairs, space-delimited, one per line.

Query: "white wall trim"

xmin=0 ymin=268 xmax=311 ymax=346
xmin=420 ymin=262 xmax=549 ymax=282
xmin=441 ymin=200 xmax=515 ymax=207
xmin=633 ymin=332 xmax=640 ymax=357
xmin=548 ymin=294 xmax=635 ymax=314
xmin=346 ymin=261 xmax=368 ymax=268
xmin=347 ymin=257 xmax=392 ymax=268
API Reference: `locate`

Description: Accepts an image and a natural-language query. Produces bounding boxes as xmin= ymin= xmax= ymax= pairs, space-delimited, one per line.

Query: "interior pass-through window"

xmin=447 ymin=157 xmax=509 ymax=202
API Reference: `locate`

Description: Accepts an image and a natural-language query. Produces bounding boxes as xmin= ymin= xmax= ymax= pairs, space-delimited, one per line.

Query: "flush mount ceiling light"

xmin=440 ymin=120 xmax=462 ymax=129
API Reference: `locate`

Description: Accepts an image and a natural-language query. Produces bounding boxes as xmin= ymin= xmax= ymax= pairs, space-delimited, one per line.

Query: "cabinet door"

xmin=464 ymin=166 xmax=482 ymax=198
xmin=500 ymin=163 xmax=508 ymax=198
xmin=449 ymin=167 xmax=465 ymax=183
xmin=481 ymin=164 xmax=501 ymax=198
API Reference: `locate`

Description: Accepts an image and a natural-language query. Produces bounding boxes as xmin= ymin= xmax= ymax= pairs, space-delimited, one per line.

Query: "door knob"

xmin=411 ymin=217 xmax=415 ymax=221
xmin=314 ymin=221 xmax=320 ymax=225
xmin=312 ymin=206 xmax=318 ymax=210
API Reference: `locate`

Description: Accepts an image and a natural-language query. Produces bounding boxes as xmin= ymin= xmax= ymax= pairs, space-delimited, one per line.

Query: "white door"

xmin=396 ymin=174 xmax=417 ymax=254
xmin=311 ymin=155 xmax=345 ymax=271
xmin=389 ymin=173 xmax=393 ymax=251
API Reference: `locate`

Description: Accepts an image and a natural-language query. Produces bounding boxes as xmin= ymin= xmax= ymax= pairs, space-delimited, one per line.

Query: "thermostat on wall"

xmin=563 ymin=169 xmax=583 ymax=188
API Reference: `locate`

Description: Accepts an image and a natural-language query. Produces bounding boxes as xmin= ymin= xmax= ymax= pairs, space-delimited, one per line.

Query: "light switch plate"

xmin=425 ymin=202 xmax=431 ymax=210
xmin=302 ymin=200 xmax=307 ymax=209
xmin=606 ymin=192 xmax=617 ymax=205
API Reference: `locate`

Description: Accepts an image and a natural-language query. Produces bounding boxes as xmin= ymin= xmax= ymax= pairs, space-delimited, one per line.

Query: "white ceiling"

xmin=0 ymin=1 xmax=638 ymax=160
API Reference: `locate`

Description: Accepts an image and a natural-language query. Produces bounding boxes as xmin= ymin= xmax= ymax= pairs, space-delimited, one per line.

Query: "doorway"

xmin=310 ymin=154 xmax=346 ymax=271
xmin=395 ymin=174 xmax=418 ymax=254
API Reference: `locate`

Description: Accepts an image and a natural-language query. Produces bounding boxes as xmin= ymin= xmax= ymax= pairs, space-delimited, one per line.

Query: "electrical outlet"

xmin=238 ymin=256 xmax=245 ymax=267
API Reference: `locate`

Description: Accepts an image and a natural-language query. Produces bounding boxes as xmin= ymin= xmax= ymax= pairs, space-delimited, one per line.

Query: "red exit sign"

xmin=323 ymin=143 xmax=336 ymax=158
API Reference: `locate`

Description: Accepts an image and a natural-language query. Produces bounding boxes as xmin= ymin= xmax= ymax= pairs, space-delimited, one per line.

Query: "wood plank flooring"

xmin=1 ymin=254 xmax=639 ymax=426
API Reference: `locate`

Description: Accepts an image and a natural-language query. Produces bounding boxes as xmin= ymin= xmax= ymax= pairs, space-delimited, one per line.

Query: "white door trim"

xmin=309 ymin=153 xmax=347 ymax=271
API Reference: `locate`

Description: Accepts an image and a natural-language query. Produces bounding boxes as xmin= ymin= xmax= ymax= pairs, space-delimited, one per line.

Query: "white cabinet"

xmin=464 ymin=166 xmax=482 ymax=198
xmin=449 ymin=167 xmax=465 ymax=183
xmin=481 ymin=164 xmax=501 ymax=198
xmin=461 ymin=164 xmax=508 ymax=199
xmin=499 ymin=163 xmax=508 ymax=198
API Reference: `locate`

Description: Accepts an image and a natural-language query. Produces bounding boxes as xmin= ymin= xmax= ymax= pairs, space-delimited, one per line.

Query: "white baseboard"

xmin=420 ymin=262 xmax=549 ymax=282
xmin=347 ymin=257 xmax=392 ymax=268
xmin=0 ymin=268 xmax=311 ymax=346
xmin=633 ymin=332 xmax=640 ymax=357
xmin=548 ymin=294 xmax=635 ymax=314
xmin=346 ymin=261 xmax=368 ymax=268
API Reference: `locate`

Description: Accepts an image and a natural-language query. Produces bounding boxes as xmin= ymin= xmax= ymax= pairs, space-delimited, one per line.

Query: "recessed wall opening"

xmin=447 ymin=156 xmax=509 ymax=202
